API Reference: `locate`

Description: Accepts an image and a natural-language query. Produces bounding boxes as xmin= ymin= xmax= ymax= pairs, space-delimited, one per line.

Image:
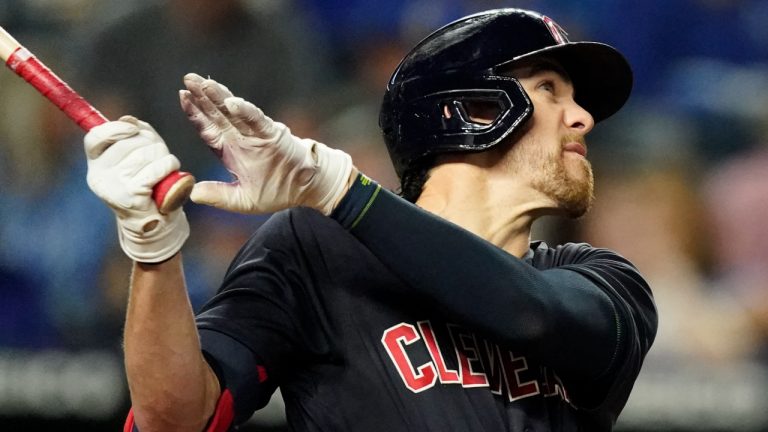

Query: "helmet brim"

xmin=505 ymin=41 xmax=633 ymax=123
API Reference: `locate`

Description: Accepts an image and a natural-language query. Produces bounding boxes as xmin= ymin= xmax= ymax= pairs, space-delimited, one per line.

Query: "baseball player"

xmin=84 ymin=9 xmax=657 ymax=432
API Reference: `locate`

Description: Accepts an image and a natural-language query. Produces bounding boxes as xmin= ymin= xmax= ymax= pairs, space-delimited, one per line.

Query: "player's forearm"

xmin=124 ymin=253 xmax=220 ymax=432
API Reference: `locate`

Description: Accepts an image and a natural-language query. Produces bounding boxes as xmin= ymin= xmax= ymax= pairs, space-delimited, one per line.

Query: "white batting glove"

xmin=84 ymin=116 xmax=190 ymax=263
xmin=179 ymin=73 xmax=353 ymax=215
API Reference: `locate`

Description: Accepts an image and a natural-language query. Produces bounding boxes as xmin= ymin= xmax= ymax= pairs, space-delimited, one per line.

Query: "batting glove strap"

xmin=306 ymin=139 xmax=354 ymax=216
xmin=116 ymin=210 xmax=190 ymax=263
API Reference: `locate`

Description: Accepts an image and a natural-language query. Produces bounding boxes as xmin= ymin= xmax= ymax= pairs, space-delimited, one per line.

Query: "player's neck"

xmin=416 ymin=161 xmax=550 ymax=258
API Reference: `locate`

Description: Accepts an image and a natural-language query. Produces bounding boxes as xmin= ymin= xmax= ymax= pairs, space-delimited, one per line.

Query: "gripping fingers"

xmin=123 ymin=115 xmax=163 ymax=138
xmin=84 ymin=120 xmax=139 ymax=159
xmin=87 ymin=173 xmax=136 ymax=210
xmin=134 ymin=154 xmax=181 ymax=189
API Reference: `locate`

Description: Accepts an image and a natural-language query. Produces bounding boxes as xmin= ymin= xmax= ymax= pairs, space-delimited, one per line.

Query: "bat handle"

xmin=6 ymin=47 xmax=194 ymax=214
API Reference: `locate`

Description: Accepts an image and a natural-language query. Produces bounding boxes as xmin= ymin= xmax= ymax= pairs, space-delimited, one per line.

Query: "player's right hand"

xmin=84 ymin=116 xmax=189 ymax=263
xmin=179 ymin=73 xmax=353 ymax=216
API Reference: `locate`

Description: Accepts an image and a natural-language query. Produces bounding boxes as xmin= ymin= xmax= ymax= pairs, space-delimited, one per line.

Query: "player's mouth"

xmin=563 ymin=141 xmax=587 ymax=157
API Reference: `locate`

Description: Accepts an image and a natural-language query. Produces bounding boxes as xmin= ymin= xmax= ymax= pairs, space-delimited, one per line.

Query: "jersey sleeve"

xmin=192 ymin=210 xmax=321 ymax=427
xmin=544 ymin=243 xmax=657 ymax=421
xmin=331 ymin=175 xmax=657 ymax=413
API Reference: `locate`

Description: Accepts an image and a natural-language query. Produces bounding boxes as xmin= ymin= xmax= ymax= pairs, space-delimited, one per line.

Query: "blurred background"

xmin=1 ymin=0 xmax=767 ymax=430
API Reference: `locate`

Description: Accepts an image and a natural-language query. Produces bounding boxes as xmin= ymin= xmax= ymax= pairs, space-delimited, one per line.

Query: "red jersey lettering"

xmin=448 ymin=324 xmax=489 ymax=387
xmin=500 ymin=350 xmax=540 ymax=401
xmin=381 ymin=323 xmax=437 ymax=393
xmin=418 ymin=320 xmax=461 ymax=384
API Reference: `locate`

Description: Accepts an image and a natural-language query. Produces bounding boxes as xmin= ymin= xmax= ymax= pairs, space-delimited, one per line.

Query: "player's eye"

xmin=537 ymin=79 xmax=555 ymax=93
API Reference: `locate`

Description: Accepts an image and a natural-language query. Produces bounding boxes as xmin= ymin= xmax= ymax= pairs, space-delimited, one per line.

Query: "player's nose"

xmin=564 ymin=100 xmax=594 ymax=135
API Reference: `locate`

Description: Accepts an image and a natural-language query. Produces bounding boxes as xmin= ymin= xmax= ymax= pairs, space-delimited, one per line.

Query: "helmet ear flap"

xmin=385 ymin=74 xmax=533 ymax=178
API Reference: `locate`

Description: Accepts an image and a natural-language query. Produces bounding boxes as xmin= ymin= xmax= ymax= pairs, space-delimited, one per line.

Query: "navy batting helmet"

xmin=380 ymin=8 xmax=633 ymax=179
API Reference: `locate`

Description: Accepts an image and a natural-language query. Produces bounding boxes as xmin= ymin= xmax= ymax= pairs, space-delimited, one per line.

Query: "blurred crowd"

xmin=1 ymin=0 xmax=768 ymax=430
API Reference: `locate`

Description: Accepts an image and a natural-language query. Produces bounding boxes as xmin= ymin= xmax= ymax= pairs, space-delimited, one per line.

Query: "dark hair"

xmin=398 ymin=156 xmax=435 ymax=203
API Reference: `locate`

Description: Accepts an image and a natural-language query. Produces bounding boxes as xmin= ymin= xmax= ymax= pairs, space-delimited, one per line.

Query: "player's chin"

xmin=563 ymin=196 xmax=593 ymax=219
xmin=565 ymin=153 xmax=592 ymax=174
xmin=559 ymin=178 xmax=594 ymax=218
xmin=556 ymin=190 xmax=591 ymax=218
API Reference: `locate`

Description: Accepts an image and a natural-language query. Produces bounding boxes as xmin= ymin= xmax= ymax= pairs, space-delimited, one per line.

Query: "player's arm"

xmin=192 ymin=210 xmax=312 ymax=428
xmin=83 ymin=119 xmax=221 ymax=431
xmin=334 ymin=179 xmax=624 ymax=365
xmin=331 ymin=175 xmax=656 ymax=405
xmin=125 ymin=255 xmax=221 ymax=431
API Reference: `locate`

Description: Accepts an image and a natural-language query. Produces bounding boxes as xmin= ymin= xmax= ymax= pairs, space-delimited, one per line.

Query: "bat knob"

xmin=152 ymin=171 xmax=195 ymax=214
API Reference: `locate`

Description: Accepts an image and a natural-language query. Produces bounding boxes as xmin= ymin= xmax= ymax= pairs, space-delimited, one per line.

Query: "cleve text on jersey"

xmin=381 ymin=320 xmax=570 ymax=404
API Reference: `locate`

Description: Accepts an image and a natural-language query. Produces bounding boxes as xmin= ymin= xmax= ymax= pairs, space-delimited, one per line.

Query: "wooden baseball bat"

xmin=0 ymin=25 xmax=194 ymax=214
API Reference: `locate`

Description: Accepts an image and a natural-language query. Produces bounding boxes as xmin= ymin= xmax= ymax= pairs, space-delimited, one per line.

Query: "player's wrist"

xmin=330 ymin=172 xmax=381 ymax=230
xmin=304 ymin=140 xmax=353 ymax=216
xmin=117 ymin=209 xmax=190 ymax=263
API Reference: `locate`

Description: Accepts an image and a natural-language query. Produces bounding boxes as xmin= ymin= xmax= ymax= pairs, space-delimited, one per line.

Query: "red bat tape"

xmin=5 ymin=47 xmax=193 ymax=213
xmin=7 ymin=47 xmax=107 ymax=130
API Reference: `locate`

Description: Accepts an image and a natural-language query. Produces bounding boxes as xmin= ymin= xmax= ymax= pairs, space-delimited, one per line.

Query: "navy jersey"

xmin=195 ymin=184 xmax=657 ymax=432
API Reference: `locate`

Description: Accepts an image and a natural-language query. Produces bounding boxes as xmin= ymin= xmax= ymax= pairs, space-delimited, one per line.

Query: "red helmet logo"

xmin=542 ymin=16 xmax=568 ymax=44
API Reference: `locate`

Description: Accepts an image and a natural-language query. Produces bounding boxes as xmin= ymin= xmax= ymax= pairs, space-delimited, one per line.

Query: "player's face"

xmin=504 ymin=60 xmax=596 ymax=217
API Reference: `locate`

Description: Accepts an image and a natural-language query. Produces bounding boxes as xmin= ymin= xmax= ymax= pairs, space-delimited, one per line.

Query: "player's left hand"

xmin=84 ymin=115 xmax=190 ymax=263
xmin=179 ymin=73 xmax=353 ymax=215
